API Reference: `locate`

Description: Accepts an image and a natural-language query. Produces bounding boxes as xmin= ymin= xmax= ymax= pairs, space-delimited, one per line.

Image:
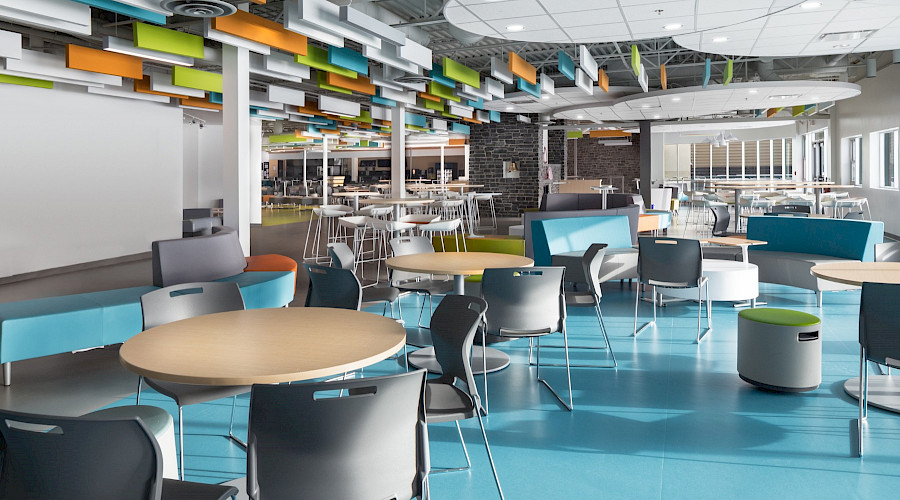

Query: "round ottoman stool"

xmin=737 ymin=308 xmax=822 ymax=392
xmin=83 ymin=405 xmax=178 ymax=479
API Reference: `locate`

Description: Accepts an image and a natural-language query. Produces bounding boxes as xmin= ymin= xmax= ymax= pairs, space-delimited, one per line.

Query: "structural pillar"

xmin=322 ymin=139 xmax=329 ymax=204
xmin=222 ymin=43 xmax=251 ymax=254
xmin=639 ymin=120 xmax=652 ymax=209
xmin=391 ymin=104 xmax=406 ymax=197
xmin=249 ymin=118 xmax=262 ymax=225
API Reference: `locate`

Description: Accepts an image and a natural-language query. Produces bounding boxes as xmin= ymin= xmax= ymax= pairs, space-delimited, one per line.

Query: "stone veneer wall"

xmin=468 ymin=114 xmax=541 ymax=216
xmin=565 ymin=134 xmax=641 ymax=190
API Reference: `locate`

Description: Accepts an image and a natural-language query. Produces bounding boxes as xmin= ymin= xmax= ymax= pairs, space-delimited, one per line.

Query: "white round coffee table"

xmin=662 ymin=259 xmax=759 ymax=304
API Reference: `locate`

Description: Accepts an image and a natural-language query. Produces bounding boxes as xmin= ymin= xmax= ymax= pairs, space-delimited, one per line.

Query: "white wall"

xmin=0 ymin=84 xmax=182 ymax=277
xmin=182 ymin=110 xmax=224 ymax=209
xmin=832 ymin=63 xmax=900 ymax=235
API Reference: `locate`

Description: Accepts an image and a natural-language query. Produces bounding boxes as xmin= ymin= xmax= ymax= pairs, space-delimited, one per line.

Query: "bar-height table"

xmin=386 ymin=252 xmax=534 ymax=373
xmin=330 ymin=191 xmax=380 ymax=211
xmin=810 ymin=262 xmax=900 ymax=414
xmin=709 ymin=182 xmax=857 ymax=232
xmin=359 ymin=197 xmax=434 ymax=220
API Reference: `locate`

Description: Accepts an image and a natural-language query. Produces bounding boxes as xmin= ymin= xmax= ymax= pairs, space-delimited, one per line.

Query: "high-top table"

xmin=709 ymin=182 xmax=857 ymax=231
xmin=359 ymin=197 xmax=434 ymax=220
xmin=331 ymin=191 xmax=380 ymax=211
xmin=119 ymin=308 xmax=405 ymax=386
xmin=589 ymin=185 xmax=618 ymax=209
xmin=386 ymin=251 xmax=534 ymax=374
xmin=810 ymin=262 xmax=900 ymax=414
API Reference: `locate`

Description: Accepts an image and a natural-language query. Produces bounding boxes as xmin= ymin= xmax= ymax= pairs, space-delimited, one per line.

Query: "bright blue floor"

xmin=108 ymin=282 xmax=900 ymax=499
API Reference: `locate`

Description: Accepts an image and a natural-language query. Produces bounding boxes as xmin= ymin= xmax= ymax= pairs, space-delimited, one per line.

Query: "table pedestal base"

xmin=844 ymin=376 xmax=900 ymax=414
xmin=408 ymin=346 xmax=510 ymax=374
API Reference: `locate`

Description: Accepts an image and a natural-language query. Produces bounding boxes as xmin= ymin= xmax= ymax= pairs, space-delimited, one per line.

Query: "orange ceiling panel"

xmin=179 ymin=97 xmax=222 ymax=110
xmin=66 ymin=44 xmax=143 ymax=79
xmin=508 ymin=51 xmax=536 ymax=85
xmin=418 ymin=92 xmax=442 ymax=102
xmin=448 ymin=138 xmax=468 ymax=146
xmin=325 ymin=72 xmax=376 ymax=95
xmin=133 ymin=75 xmax=192 ymax=98
xmin=212 ymin=10 xmax=307 ymax=55
xmin=660 ymin=64 xmax=668 ymax=90
xmin=461 ymin=116 xmax=483 ymax=125
xmin=598 ymin=69 xmax=609 ymax=93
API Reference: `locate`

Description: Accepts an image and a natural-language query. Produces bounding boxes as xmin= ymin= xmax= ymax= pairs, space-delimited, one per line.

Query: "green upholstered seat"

xmin=432 ymin=236 xmax=525 ymax=282
xmin=738 ymin=308 xmax=821 ymax=327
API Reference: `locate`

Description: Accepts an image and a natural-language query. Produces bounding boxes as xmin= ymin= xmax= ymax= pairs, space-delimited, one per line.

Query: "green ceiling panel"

xmin=172 ymin=66 xmax=221 ymax=92
xmin=441 ymin=111 xmax=459 ymax=119
xmin=406 ymin=124 xmax=430 ymax=132
xmin=423 ymin=99 xmax=444 ymax=112
xmin=723 ymin=59 xmax=733 ymax=86
xmin=316 ymin=71 xmax=352 ymax=95
xmin=133 ymin=22 xmax=205 ymax=58
xmin=0 ymin=75 xmax=53 ymax=89
xmin=269 ymin=134 xmax=308 ymax=143
xmin=566 ymin=131 xmax=583 ymax=139
xmin=296 ymin=45 xmax=357 ymax=79
xmin=441 ymin=57 xmax=479 ymax=88
xmin=428 ymin=81 xmax=460 ymax=103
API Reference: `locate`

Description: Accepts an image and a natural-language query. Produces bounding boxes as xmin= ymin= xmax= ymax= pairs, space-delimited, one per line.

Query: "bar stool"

xmin=304 ymin=205 xmax=353 ymax=263
xmin=419 ymin=219 xmax=467 ymax=252
xmin=473 ymin=192 xmax=499 ymax=231
xmin=367 ymin=217 xmax=418 ymax=283
xmin=432 ymin=199 xmax=467 ymax=232
xmin=834 ymin=197 xmax=870 ymax=219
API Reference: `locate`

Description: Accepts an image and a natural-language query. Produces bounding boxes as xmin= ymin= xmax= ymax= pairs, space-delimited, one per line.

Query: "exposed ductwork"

xmin=446 ymin=24 xmax=484 ymax=46
xmin=754 ymin=58 xmax=782 ymax=81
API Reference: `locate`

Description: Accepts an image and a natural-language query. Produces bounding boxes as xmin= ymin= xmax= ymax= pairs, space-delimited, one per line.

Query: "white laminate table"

xmin=330 ymin=191 xmax=380 ymax=211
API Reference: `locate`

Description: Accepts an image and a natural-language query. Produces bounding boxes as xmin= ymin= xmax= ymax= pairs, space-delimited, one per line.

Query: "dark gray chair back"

xmin=0 ymin=410 xmax=162 ymax=499
xmin=770 ymin=204 xmax=811 ymax=214
xmin=710 ymin=206 xmax=731 ymax=236
xmin=327 ymin=242 xmax=356 ymax=269
xmin=247 ymin=371 xmax=429 ymax=500
xmin=141 ymin=281 xmax=245 ymax=330
xmin=481 ymin=267 xmax=566 ymax=336
xmin=151 ymin=229 xmax=247 ymax=287
xmin=859 ymin=283 xmax=900 ymax=367
xmin=875 ymin=241 xmax=900 ymax=262
xmin=431 ymin=295 xmax=488 ymax=394
xmin=581 ymin=243 xmax=608 ymax=301
xmin=637 ymin=237 xmax=703 ymax=288
xmin=303 ymin=263 xmax=362 ymax=310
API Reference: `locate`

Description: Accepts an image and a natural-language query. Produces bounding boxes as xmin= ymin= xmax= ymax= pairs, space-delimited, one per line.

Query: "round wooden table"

xmin=811 ymin=262 xmax=900 ymax=414
xmin=386 ymin=252 xmax=534 ymax=374
xmin=119 ymin=308 xmax=406 ymax=386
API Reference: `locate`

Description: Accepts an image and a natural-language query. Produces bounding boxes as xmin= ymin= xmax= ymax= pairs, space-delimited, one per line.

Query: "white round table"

xmin=662 ymin=259 xmax=759 ymax=304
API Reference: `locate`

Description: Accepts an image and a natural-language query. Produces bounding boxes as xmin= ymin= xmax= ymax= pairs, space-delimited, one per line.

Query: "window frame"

xmin=876 ymin=128 xmax=899 ymax=189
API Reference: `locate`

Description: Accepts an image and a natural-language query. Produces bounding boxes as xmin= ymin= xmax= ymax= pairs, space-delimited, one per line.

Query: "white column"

xmin=350 ymin=157 xmax=359 ymax=182
xmin=464 ymin=143 xmax=470 ymax=179
xmin=440 ymin=145 xmax=445 ymax=179
xmin=222 ymin=44 xmax=250 ymax=255
xmin=302 ymin=148 xmax=308 ymax=195
xmin=322 ymin=139 xmax=329 ymax=204
xmin=249 ymin=118 xmax=262 ymax=224
xmin=391 ymin=104 xmax=406 ymax=197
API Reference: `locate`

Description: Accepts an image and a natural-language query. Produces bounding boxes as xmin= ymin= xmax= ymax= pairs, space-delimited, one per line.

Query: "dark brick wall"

xmin=548 ymin=129 xmax=565 ymax=165
xmin=469 ymin=114 xmax=540 ymax=216
xmin=565 ymin=134 xmax=642 ymax=189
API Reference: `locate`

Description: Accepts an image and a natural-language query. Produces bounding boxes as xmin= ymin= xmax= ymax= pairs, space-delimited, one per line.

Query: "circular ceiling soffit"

xmin=159 ymin=0 xmax=237 ymax=18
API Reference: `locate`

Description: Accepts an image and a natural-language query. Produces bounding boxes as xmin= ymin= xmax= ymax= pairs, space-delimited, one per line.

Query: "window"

xmin=878 ymin=129 xmax=898 ymax=188
xmin=848 ymin=136 xmax=862 ymax=186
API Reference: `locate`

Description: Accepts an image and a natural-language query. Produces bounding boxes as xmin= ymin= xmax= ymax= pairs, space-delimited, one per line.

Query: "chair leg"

xmin=178 ymin=406 xmax=185 ymax=480
xmin=476 ymin=409 xmax=505 ymax=500
xmin=135 ymin=376 xmax=143 ymax=405
xmin=482 ymin=326 xmax=489 ymax=415
xmin=227 ymin=395 xmax=247 ymax=449
xmin=697 ymin=279 xmax=712 ymax=343
xmin=633 ymin=283 xmax=655 ymax=337
xmin=432 ymin=421 xmax=472 ymax=474
xmin=536 ymin=331 xmax=574 ymax=411
xmin=859 ymin=346 xmax=868 ymax=457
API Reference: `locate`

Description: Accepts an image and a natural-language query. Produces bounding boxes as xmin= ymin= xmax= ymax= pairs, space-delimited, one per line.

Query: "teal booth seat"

xmin=215 ymin=271 xmax=294 ymax=310
xmin=746 ymin=216 xmax=883 ymax=262
xmin=645 ymin=210 xmax=672 ymax=230
xmin=531 ymin=215 xmax=633 ymax=266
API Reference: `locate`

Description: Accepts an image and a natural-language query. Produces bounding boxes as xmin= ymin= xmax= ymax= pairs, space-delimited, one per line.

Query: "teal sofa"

xmin=531 ymin=215 xmax=637 ymax=283
xmin=0 ymin=229 xmax=295 ymax=385
xmin=746 ymin=215 xmax=884 ymax=306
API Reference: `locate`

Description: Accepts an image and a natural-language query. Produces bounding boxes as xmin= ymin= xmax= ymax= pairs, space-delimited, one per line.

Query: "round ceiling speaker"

xmin=393 ymin=75 xmax=433 ymax=85
xmin=159 ymin=0 xmax=237 ymax=18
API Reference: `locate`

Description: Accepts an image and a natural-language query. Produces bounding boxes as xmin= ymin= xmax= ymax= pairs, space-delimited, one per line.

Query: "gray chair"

xmin=843 ymin=211 xmax=866 ymax=220
xmin=327 ymin=242 xmax=402 ymax=320
xmin=389 ymin=236 xmax=454 ymax=329
xmin=633 ymin=237 xmax=711 ymax=343
xmin=481 ymin=266 xmax=573 ymax=410
xmin=138 ymin=282 xmax=249 ymax=480
xmin=304 ymin=263 xmax=362 ymax=310
xmin=426 ymin=295 xmax=504 ymax=499
xmin=0 ymin=409 xmax=237 ymax=500
xmin=857 ymin=282 xmax=900 ymax=457
xmin=875 ymin=241 xmax=900 ymax=262
xmin=246 ymin=371 xmax=429 ymax=500
xmin=560 ymin=243 xmax=616 ymax=368
xmin=710 ymin=205 xmax=737 ymax=237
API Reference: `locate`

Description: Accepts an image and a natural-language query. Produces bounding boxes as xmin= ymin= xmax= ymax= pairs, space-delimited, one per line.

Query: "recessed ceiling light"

xmin=834 ymin=43 xmax=851 ymax=48
xmin=505 ymin=106 xmax=514 ymax=111
xmin=749 ymin=89 xmax=759 ymax=94
xmin=541 ymin=95 xmax=550 ymax=100
xmin=800 ymin=1 xmax=821 ymax=9
xmin=672 ymin=97 xmax=681 ymax=102
xmin=712 ymin=36 xmax=729 ymax=43
xmin=506 ymin=24 xmax=525 ymax=32
xmin=769 ymin=94 xmax=800 ymax=100
xmin=653 ymin=115 xmax=661 ymax=119
xmin=664 ymin=23 xmax=683 ymax=31
xmin=577 ymin=115 xmax=584 ymax=119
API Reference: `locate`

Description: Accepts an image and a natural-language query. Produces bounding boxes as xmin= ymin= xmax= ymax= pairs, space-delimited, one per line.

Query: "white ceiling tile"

xmin=538 ymin=0 xmax=619 ymax=13
xmin=552 ymin=8 xmax=623 ymax=28
xmin=621 ymin=1 xmax=695 ymax=21
xmin=484 ymin=15 xmax=560 ymax=32
xmin=465 ymin=0 xmax=545 ymax=21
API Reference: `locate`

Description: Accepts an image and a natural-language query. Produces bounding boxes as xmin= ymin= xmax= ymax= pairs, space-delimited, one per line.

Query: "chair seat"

xmin=144 ymin=379 xmax=250 ymax=407
xmin=565 ymin=292 xmax=597 ymax=307
xmin=161 ymin=478 xmax=238 ymax=500
xmin=362 ymin=286 xmax=400 ymax=303
xmin=424 ymin=381 xmax=475 ymax=423
xmin=396 ymin=279 xmax=454 ymax=295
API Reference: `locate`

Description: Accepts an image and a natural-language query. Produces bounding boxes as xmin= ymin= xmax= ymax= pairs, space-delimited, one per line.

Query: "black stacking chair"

xmin=138 ymin=281 xmax=248 ymax=480
xmin=875 ymin=241 xmax=900 ymax=262
xmin=426 ymin=295 xmax=504 ymax=499
xmin=633 ymin=237 xmax=711 ymax=343
xmin=246 ymin=371 xmax=429 ymax=499
xmin=327 ymin=242 xmax=402 ymax=319
xmin=0 ymin=409 xmax=237 ymax=500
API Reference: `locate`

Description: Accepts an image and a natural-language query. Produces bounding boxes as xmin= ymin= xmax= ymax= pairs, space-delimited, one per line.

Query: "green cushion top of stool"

xmin=739 ymin=308 xmax=820 ymax=327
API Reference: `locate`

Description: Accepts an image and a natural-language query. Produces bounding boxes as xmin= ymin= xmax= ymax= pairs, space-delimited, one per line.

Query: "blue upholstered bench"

xmin=745 ymin=215 xmax=884 ymax=306
xmin=531 ymin=215 xmax=638 ymax=283
xmin=0 ymin=229 xmax=296 ymax=385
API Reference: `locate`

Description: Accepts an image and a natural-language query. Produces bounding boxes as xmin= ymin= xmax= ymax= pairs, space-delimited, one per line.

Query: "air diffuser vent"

xmin=159 ymin=0 xmax=236 ymax=18
xmin=393 ymin=75 xmax=433 ymax=85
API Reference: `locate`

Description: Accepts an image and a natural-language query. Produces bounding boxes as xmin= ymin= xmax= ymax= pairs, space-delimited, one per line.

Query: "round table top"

xmin=386 ymin=252 xmax=534 ymax=276
xmin=119 ymin=308 xmax=406 ymax=386
xmin=331 ymin=191 xmax=380 ymax=197
xmin=810 ymin=262 xmax=900 ymax=287
xmin=359 ymin=197 xmax=434 ymax=205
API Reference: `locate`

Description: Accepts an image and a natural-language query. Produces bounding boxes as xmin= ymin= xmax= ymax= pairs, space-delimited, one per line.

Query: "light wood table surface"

xmin=387 ymin=252 xmax=534 ymax=374
xmin=810 ymin=262 xmax=900 ymax=415
xmin=119 ymin=308 xmax=405 ymax=386
xmin=701 ymin=237 xmax=766 ymax=265
xmin=810 ymin=262 xmax=900 ymax=287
